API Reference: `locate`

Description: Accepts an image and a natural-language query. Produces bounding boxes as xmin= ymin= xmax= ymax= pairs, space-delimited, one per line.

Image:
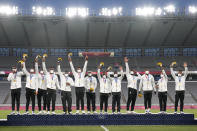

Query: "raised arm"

xmin=97 ymin=68 xmax=102 ymax=80
xmin=183 ymin=62 xmax=188 ymax=78
xmin=57 ymin=63 xmax=63 ymax=76
xmin=162 ymin=69 xmax=168 ymax=79
xmin=94 ymin=77 xmax=97 ymax=89
xmin=82 ymin=56 xmax=88 ymax=75
xmin=42 ymin=61 xmax=48 ymax=75
xmin=22 ymin=62 xmax=30 ymax=76
xmin=119 ymin=66 xmax=124 ymax=80
xmin=124 ymin=57 xmax=130 ymax=76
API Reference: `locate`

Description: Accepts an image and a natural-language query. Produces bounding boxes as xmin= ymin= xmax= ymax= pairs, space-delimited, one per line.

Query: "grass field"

xmin=0 ymin=125 xmax=197 ymax=131
xmin=0 ymin=109 xmax=197 ymax=131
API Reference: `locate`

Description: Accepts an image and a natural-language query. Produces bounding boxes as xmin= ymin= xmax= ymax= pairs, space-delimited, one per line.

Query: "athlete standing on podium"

xmin=68 ymin=54 xmax=88 ymax=114
xmin=170 ymin=62 xmax=188 ymax=114
xmin=124 ymin=57 xmax=141 ymax=114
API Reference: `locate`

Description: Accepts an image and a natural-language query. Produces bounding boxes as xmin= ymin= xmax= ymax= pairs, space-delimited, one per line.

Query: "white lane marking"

xmin=100 ymin=125 xmax=109 ymax=131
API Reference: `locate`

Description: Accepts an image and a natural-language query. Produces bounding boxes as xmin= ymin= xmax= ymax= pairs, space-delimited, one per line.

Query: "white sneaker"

xmin=163 ymin=111 xmax=167 ymax=114
xmin=32 ymin=111 xmax=35 ymax=115
xmin=16 ymin=111 xmax=20 ymax=115
xmin=104 ymin=112 xmax=108 ymax=114
xmin=81 ymin=110 xmax=86 ymax=114
xmin=158 ymin=111 xmax=162 ymax=114
xmin=68 ymin=112 xmax=72 ymax=115
xmin=76 ymin=110 xmax=79 ymax=114
xmin=174 ymin=112 xmax=177 ymax=114
xmin=37 ymin=111 xmax=42 ymax=115
xmin=117 ymin=112 xmax=121 ymax=114
xmin=145 ymin=110 xmax=148 ymax=114
xmin=10 ymin=111 xmax=15 ymax=115
xmin=127 ymin=111 xmax=131 ymax=114
xmin=112 ymin=112 xmax=116 ymax=114
xmin=43 ymin=111 xmax=47 ymax=114
xmin=51 ymin=111 xmax=56 ymax=115
xmin=87 ymin=111 xmax=90 ymax=114
xmin=93 ymin=111 xmax=97 ymax=114
xmin=23 ymin=111 xmax=29 ymax=115
xmin=47 ymin=111 xmax=50 ymax=115
xmin=131 ymin=111 xmax=136 ymax=114
xmin=180 ymin=111 xmax=184 ymax=114
xmin=100 ymin=111 xmax=103 ymax=114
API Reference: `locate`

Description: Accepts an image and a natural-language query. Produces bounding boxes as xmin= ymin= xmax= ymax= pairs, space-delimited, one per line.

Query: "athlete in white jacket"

xmin=68 ymin=55 xmax=88 ymax=114
xmin=84 ymin=71 xmax=97 ymax=114
xmin=42 ymin=57 xmax=60 ymax=114
xmin=156 ymin=65 xmax=168 ymax=114
xmin=108 ymin=66 xmax=124 ymax=114
xmin=57 ymin=61 xmax=74 ymax=114
xmin=170 ymin=62 xmax=188 ymax=114
xmin=139 ymin=71 xmax=156 ymax=114
xmin=97 ymin=67 xmax=111 ymax=114
xmin=22 ymin=61 xmax=38 ymax=115
xmin=7 ymin=66 xmax=24 ymax=115
xmin=124 ymin=57 xmax=141 ymax=114
xmin=35 ymin=57 xmax=47 ymax=114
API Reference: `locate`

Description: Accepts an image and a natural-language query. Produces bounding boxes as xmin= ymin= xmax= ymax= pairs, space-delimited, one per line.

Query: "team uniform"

xmin=157 ymin=70 xmax=168 ymax=113
xmin=139 ymin=73 xmax=156 ymax=114
xmin=57 ymin=65 xmax=74 ymax=114
xmin=108 ymin=71 xmax=124 ymax=114
xmin=170 ymin=67 xmax=188 ymax=113
xmin=97 ymin=69 xmax=111 ymax=114
xmin=7 ymin=71 xmax=23 ymax=115
xmin=69 ymin=60 xmax=88 ymax=114
xmin=125 ymin=62 xmax=141 ymax=113
xmin=22 ymin=62 xmax=38 ymax=114
xmin=35 ymin=62 xmax=47 ymax=114
xmin=84 ymin=75 xmax=97 ymax=113
xmin=42 ymin=62 xmax=60 ymax=114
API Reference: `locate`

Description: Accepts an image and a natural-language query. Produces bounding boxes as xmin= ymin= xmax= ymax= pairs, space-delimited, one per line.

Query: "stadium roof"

xmin=0 ymin=16 xmax=197 ymax=48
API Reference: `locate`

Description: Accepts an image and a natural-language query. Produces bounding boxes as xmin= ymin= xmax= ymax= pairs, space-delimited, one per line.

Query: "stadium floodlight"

xmin=32 ymin=6 xmax=55 ymax=16
xmin=100 ymin=7 xmax=122 ymax=16
xmin=66 ymin=8 xmax=89 ymax=17
xmin=0 ymin=6 xmax=18 ymax=15
xmin=189 ymin=6 xmax=197 ymax=14
xmin=164 ymin=5 xmax=175 ymax=13
xmin=136 ymin=7 xmax=155 ymax=16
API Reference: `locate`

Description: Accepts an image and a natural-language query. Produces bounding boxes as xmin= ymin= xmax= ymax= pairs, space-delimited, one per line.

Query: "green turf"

xmin=0 ymin=126 xmax=197 ymax=131
xmin=0 ymin=109 xmax=197 ymax=119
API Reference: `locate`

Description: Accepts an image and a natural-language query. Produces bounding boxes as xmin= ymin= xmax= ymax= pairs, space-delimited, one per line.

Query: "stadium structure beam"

xmin=0 ymin=21 xmax=10 ymax=46
xmin=182 ymin=22 xmax=197 ymax=46
xmin=104 ymin=23 xmax=111 ymax=47
xmin=65 ymin=22 xmax=70 ymax=47
xmin=21 ymin=22 xmax=31 ymax=47
xmin=123 ymin=23 xmax=132 ymax=47
xmin=43 ymin=22 xmax=50 ymax=46
xmin=162 ymin=22 xmax=176 ymax=46
xmin=86 ymin=23 xmax=90 ymax=47
xmin=143 ymin=23 xmax=153 ymax=46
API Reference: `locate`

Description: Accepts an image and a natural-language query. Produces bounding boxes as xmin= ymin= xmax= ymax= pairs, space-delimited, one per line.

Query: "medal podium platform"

xmin=0 ymin=113 xmax=197 ymax=126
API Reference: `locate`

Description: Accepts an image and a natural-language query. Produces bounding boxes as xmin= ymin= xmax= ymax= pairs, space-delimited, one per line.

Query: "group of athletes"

xmin=8 ymin=54 xmax=188 ymax=115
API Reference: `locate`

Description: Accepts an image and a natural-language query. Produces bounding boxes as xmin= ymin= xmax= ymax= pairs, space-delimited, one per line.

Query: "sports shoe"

xmin=100 ymin=111 xmax=103 ymax=114
xmin=16 ymin=111 xmax=20 ymax=115
xmin=174 ymin=112 xmax=177 ymax=114
xmin=127 ymin=111 xmax=131 ymax=114
xmin=23 ymin=111 xmax=29 ymax=115
xmin=104 ymin=112 xmax=108 ymax=114
xmin=37 ymin=111 xmax=42 ymax=115
xmin=75 ymin=110 xmax=79 ymax=114
xmin=47 ymin=111 xmax=50 ymax=115
xmin=117 ymin=112 xmax=121 ymax=114
xmin=10 ymin=111 xmax=15 ymax=115
xmin=180 ymin=111 xmax=184 ymax=114
xmin=81 ymin=110 xmax=86 ymax=114
xmin=51 ymin=111 xmax=56 ymax=115
xmin=112 ymin=112 xmax=116 ymax=114
xmin=131 ymin=111 xmax=137 ymax=114
xmin=93 ymin=111 xmax=97 ymax=114
xmin=43 ymin=111 xmax=47 ymax=114
xmin=87 ymin=111 xmax=90 ymax=114
xmin=68 ymin=112 xmax=72 ymax=115
xmin=145 ymin=110 xmax=148 ymax=114
xmin=32 ymin=111 xmax=35 ymax=115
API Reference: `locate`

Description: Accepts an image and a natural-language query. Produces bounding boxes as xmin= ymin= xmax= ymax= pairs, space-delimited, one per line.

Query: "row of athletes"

xmin=8 ymin=55 xmax=188 ymax=115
